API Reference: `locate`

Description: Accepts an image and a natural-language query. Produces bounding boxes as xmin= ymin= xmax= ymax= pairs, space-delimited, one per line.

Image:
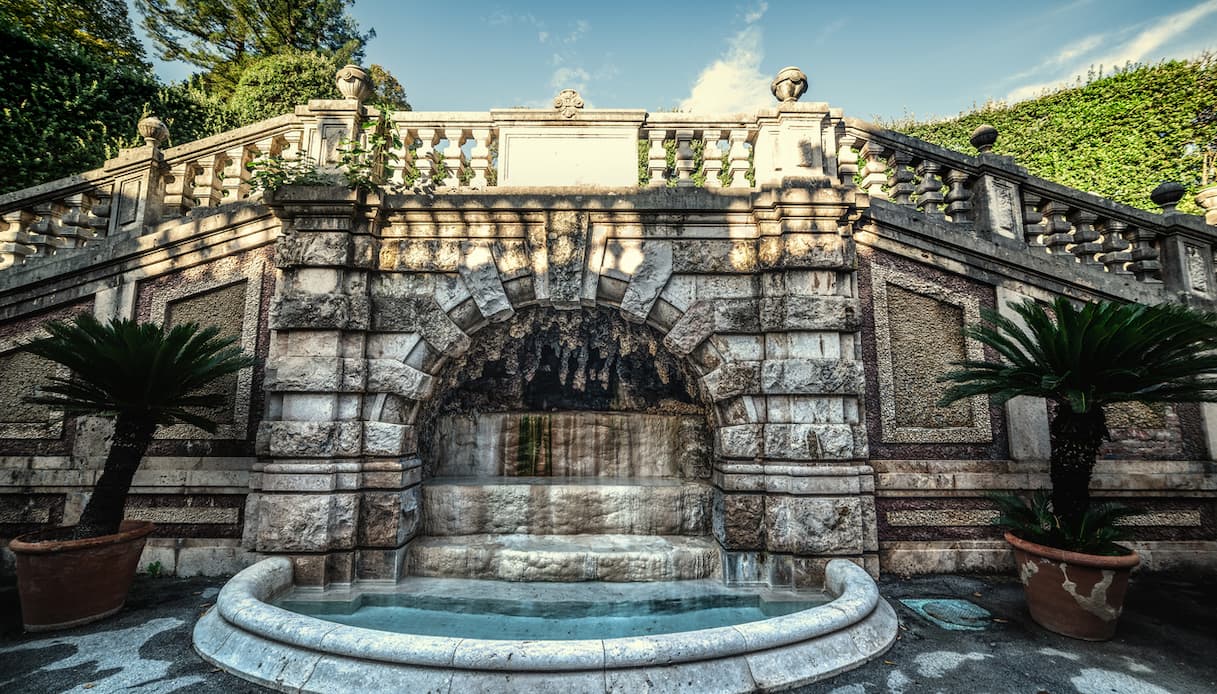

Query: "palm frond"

xmin=941 ymin=297 xmax=1217 ymax=413
xmin=20 ymin=314 xmax=255 ymax=431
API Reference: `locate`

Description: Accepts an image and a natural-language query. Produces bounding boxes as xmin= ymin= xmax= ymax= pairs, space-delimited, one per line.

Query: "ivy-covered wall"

xmin=896 ymin=56 xmax=1217 ymax=215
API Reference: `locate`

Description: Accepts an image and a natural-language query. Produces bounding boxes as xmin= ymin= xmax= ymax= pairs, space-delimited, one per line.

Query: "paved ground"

xmin=1 ymin=570 xmax=1213 ymax=693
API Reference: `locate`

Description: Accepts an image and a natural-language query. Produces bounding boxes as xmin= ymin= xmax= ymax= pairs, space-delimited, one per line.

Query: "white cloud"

xmin=744 ymin=1 xmax=768 ymax=24
xmin=679 ymin=2 xmax=772 ymax=113
xmin=551 ymin=66 xmax=591 ymax=92
xmin=539 ymin=31 xmax=549 ymax=43
xmin=1007 ymin=0 xmax=1217 ymax=102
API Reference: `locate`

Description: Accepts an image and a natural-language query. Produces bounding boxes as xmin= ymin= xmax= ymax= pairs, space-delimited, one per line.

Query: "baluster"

xmin=0 ymin=210 xmax=37 ymax=268
xmin=647 ymin=128 xmax=668 ymax=187
xmin=28 ymin=200 xmax=67 ymax=256
xmin=1068 ymin=209 xmax=1101 ymax=265
xmin=85 ymin=191 xmax=112 ymax=237
xmin=1022 ymin=192 xmax=1045 ymax=246
xmin=702 ymin=129 xmax=724 ymax=189
xmin=727 ymin=129 xmax=750 ymax=188
xmin=414 ymin=128 xmax=438 ymax=186
xmin=886 ymin=151 xmax=915 ymax=206
xmin=58 ymin=192 xmax=98 ymax=247
xmin=163 ymin=160 xmax=201 ymax=217
xmin=386 ymin=125 xmax=410 ymax=188
xmin=674 ymin=129 xmax=696 ymax=187
xmin=1098 ymin=219 xmax=1132 ymax=274
xmin=914 ymin=159 xmax=945 ymax=217
xmin=944 ymin=168 xmax=972 ymax=222
xmin=1041 ymin=201 xmax=1073 ymax=256
xmin=467 ymin=128 xmax=492 ymax=188
xmin=1125 ymin=225 xmax=1161 ymax=282
xmin=441 ymin=127 xmax=466 ymax=188
xmin=192 ymin=153 xmax=227 ymax=208
xmin=221 ymin=145 xmax=255 ymax=202
xmin=859 ymin=141 xmax=888 ymax=199
xmin=837 ymin=133 xmax=859 ymax=188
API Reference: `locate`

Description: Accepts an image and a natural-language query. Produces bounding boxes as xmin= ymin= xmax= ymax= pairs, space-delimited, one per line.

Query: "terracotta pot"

xmin=1005 ymin=531 xmax=1139 ymax=641
xmin=9 ymin=520 xmax=155 ymax=632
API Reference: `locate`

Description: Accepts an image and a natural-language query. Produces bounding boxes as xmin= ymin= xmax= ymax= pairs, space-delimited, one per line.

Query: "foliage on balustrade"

xmin=894 ymin=55 xmax=1217 ymax=215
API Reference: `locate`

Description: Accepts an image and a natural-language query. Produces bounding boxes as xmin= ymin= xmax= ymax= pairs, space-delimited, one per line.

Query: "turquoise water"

xmin=277 ymin=593 xmax=823 ymax=640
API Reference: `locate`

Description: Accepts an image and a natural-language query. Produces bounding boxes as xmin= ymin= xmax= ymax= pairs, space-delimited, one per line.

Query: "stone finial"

xmin=336 ymin=64 xmax=372 ymax=102
xmin=771 ymin=66 xmax=808 ymax=103
xmin=137 ymin=116 xmax=169 ymax=149
xmin=553 ymin=89 xmax=585 ymax=118
xmin=1151 ymin=181 xmax=1186 ymax=213
xmin=970 ymin=125 xmax=998 ymax=154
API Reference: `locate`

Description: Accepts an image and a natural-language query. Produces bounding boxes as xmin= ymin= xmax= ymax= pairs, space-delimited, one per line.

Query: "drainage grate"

xmin=899 ymin=598 xmax=992 ymax=631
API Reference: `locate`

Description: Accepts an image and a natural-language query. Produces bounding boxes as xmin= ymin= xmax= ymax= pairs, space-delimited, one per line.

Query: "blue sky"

xmin=136 ymin=0 xmax=1217 ymax=121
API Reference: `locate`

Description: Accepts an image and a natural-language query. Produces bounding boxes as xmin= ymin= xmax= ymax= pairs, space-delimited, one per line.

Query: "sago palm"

xmin=940 ymin=297 xmax=1217 ymax=540
xmin=21 ymin=315 xmax=253 ymax=539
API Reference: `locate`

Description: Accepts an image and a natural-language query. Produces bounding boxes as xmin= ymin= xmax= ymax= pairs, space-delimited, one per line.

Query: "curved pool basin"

xmin=194 ymin=557 xmax=897 ymax=693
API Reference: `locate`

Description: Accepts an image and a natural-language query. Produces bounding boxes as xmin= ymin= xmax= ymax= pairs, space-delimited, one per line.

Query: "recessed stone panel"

xmin=871 ymin=264 xmax=991 ymax=444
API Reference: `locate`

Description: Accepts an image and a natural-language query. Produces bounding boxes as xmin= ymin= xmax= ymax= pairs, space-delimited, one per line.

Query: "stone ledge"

xmin=194 ymin=557 xmax=896 ymax=692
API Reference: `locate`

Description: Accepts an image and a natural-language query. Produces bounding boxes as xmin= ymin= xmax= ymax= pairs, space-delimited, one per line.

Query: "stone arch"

xmin=362 ymin=232 xmax=760 ymax=448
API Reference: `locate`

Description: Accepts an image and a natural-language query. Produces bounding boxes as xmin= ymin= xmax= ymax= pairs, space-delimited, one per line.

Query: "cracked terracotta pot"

xmin=1005 ymin=531 xmax=1140 ymax=641
xmin=9 ymin=520 xmax=155 ymax=632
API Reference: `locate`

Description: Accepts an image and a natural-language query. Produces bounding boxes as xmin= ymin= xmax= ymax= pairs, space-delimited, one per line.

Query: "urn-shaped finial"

xmin=336 ymin=64 xmax=372 ymax=102
xmin=970 ymin=124 xmax=998 ymax=154
xmin=771 ymin=66 xmax=808 ymax=103
xmin=137 ymin=116 xmax=169 ymax=149
xmin=1151 ymin=181 xmax=1186 ymax=213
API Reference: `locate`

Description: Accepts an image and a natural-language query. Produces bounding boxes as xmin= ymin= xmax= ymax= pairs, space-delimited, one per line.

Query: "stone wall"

xmin=1 ymin=86 xmax=1215 ymax=582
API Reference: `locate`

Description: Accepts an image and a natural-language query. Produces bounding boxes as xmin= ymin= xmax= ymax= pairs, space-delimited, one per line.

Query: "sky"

xmin=134 ymin=0 xmax=1217 ymax=122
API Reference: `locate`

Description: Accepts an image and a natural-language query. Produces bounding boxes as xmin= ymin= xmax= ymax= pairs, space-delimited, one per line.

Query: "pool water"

xmin=276 ymin=592 xmax=824 ymax=640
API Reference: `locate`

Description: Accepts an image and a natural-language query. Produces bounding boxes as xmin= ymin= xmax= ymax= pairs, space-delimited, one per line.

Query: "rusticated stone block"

xmin=716 ymin=424 xmax=762 ymax=459
xmin=459 ymin=239 xmax=514 ymax=322
xmin=759 ymin=295 xmax=858 ymax=332
xmin=713 ymin=299 xmax=761 ymax=333
xmin=546 ymin=210 xmax=588 ymax=309
xmin=663 ymin=301 xmax=714 ymax=355
xmin=253 ymin=492 xmax=358 ymax=552
xmin=365 ymin=359 xmax=434 ymax=399
xmin=358 ymin=487 xmax=420 ymax=547
xmin=701 ymin=362 xmax=761 ymax=401
xmin=259 ymin=421 xmax=362 ymax=457
xmin=271 ymin=293 xmax=369 ymax=330
xmin=672 ymin=240 xmax=758 ymax=273
xmin=363 ymin=421 xmax=417 ymax=456
xmin=765 ymin=496 xmax=864 ymax=555
xmin=276 ymin=231 xmax=351 ymax=268
xmin=378 ymin=238 xmax=462 ymax=271
xmin=620 ymin=241 xmax=673 ymax=323
xmin=761 ymin=358 xmax=863 ymax=395
xmin=758 ymin=233 xmax=853 ymax=269
xmin=713 ymin=491 xmax=765 ymax=549
xmin=266 ymin=356 xmax=344 ymax=392
xmin=370 ymin=296 xmax=471 ymax=356
xmin=764 ymin=423 xmax=858 ymax=460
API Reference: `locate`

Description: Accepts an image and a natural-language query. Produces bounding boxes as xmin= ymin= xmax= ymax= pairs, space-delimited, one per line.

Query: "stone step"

xmin=422 ymin=477 xmax=713 ymax=536
xmin=406 ymin=534 xmax=721 ymax=582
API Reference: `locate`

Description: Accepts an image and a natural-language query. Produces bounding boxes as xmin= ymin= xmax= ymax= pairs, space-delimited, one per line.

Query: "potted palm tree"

xmin=7 ymin=315 xmax=252 ymax=631
xmin=940 ymin=297 xmax=1217 ymax=640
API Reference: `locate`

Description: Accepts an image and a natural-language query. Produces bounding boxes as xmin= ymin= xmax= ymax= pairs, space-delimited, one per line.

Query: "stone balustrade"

xmin=839 ymin=120 xmax=1217 ymax=300
xmin=3 ymin=76 xmax=1214 ymax=299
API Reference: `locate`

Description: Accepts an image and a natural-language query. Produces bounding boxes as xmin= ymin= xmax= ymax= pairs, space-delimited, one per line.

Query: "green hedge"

xmin=896 ymin=56 xmax=1217 ymax=215
xmin=0 ymin=25 xmax=158 ymax=193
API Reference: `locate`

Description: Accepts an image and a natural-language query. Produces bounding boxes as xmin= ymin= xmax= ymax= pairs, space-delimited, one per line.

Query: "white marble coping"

xmin=204 ymin=556 xmax=889 ymax=674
